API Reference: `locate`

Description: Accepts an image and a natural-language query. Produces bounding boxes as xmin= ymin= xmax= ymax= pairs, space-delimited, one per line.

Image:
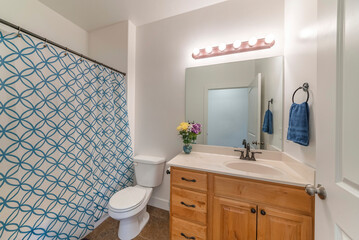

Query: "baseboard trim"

xmin=148 ymin=196 xmax=169 ymax=211
xmin=94 ymin=213 xmax=110 ymax=228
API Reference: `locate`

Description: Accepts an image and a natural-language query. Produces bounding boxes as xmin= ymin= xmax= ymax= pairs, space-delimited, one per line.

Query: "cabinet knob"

xmin=260 ymin=210 xmax=266 ymax=215
xmin=181 ymin=233 xmax=196 ymax=239
xmin=251 ymin=208 xmax=256 ymax=214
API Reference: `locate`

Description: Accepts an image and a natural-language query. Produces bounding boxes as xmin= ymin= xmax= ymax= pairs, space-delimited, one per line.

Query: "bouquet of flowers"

xmin=176 ymin=122 xmax=202 ymax=153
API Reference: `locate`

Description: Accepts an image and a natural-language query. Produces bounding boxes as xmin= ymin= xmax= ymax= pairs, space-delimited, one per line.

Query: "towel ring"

xmin=292 ymin=83 xmax=309 ymax=103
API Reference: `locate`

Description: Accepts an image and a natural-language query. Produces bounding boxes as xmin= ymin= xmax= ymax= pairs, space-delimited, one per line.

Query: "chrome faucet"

xmin=234 ymin=139 xmax=262 ymax=161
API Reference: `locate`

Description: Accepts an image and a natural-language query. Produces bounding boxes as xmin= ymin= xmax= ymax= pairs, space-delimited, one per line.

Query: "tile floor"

xmin=83 ymin=205 xmax=170 ymax=240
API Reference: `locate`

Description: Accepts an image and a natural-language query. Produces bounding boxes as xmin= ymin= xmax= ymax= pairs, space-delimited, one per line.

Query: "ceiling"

xmin=39 ymin=0 xmax=228 ymax=31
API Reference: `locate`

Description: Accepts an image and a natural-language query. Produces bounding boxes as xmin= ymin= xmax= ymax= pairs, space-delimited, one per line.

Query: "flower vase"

xmin=183 ymin=144 xmax=192 ymax=154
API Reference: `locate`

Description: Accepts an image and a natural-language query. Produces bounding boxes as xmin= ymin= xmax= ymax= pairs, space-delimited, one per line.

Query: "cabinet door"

xmin=213 ymin=197 xmax=257 ymax=240
xmin=257 ymin=205 xmax=313 ymax=240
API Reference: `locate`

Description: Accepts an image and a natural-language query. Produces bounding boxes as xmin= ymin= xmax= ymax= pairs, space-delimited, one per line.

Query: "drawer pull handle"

xmin=251 ymin=208 xmax=256 ymax=214
xmin=181 ymin=201 xmax=196 ymax=208
xmin=260 ymin=210 xmax=266 ymax=216
xmin=181 ymin=177 xmax=196 ymax=182
xmin=181 ymin=233 xmax=196 ymax=239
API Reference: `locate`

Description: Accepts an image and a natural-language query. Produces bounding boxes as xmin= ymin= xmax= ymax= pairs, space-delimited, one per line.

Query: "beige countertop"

xmin=167 ymin=146 xmax=315 ymax=187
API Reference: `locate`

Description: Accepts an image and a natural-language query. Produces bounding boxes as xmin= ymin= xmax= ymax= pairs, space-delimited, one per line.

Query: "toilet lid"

xmin=109 ymin=187 xmax=146 ymax=212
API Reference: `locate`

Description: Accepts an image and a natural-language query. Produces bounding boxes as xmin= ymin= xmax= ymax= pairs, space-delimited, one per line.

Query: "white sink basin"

xmin=224 ymin=161 xmax=286 ymax=176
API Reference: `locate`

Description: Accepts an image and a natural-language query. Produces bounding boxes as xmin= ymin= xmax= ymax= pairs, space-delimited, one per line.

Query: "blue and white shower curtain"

xmin=0 ymin=31 xmax=134 ymax=239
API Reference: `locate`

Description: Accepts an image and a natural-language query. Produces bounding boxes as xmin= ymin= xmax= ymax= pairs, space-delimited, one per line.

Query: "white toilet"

xmin=108 ymin=155 xmax=166 ymax=240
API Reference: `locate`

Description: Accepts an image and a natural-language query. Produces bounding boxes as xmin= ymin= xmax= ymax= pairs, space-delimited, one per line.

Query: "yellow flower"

xmin=177 ymin=122 xmax=189 ymax=131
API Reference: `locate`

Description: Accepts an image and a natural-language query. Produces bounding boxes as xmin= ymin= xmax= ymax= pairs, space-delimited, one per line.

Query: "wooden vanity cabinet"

xmin=170 ymin=167 xmax=314 ymax=240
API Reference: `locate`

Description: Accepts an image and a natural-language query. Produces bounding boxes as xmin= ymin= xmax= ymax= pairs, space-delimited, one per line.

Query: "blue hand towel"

xmin=262 ymin=110 xmax=273 ymax=134
xmin=287 ymin=102 xmax=309 ymax=146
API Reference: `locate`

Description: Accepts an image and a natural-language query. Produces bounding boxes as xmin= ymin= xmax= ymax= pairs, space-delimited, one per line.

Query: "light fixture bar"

xmin=192 ymin=38 xmax=275 ymax=60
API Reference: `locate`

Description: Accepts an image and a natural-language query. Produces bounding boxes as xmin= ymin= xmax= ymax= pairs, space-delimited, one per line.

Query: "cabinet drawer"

xmin=171 ymin=186 xmax=207 ymax=224
xmin=172 ymin=168 xmax=207 ymax=192
xmin=171 ymin=216 xmax=207 ymax=240
xmin=214 ymin=175 xmax=313 ymax=214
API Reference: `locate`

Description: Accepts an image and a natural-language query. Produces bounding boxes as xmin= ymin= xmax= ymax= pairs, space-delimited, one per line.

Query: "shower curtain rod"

xmin=0 ymin=18 xmax=126 ymax=76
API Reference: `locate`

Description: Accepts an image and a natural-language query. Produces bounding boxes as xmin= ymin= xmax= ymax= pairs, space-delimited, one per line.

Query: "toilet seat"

xmin=109 ymin=187 xmax=146 ymax=213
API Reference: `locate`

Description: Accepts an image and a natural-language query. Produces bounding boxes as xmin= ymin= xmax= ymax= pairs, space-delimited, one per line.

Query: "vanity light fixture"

xmin=192 ymin=35 xmax=275 ymax=59
xmin=218 ymin=43 xmax=226 ymax=51
xmin=193 ymin=48 xmax=200 ymax=56
xmin=248 ymin=37 xmax=258 ymax=47
xmin=264 ymin=34 xmax=275 ymax=44
xmin=205 ymin=46 xmax=213 ymax=54
xmin=233 ymin=40 xmax=242 ymax=49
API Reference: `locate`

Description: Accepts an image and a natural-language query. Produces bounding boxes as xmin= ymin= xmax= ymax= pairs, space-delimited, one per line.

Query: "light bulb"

xmin=233 ymin=40 xmax=241 ymax=49
xmin=218 ymin=43 xmax=226 ymax=51
xmin=193 ymin=48 xmax=200 ymax=56
xmin=248 ymin=37 xmax=258 ymax=47
xmin=264 ymin=34 xmax=275 ymax=44
xmin=205 ymin=46 xmax=213 ymax=54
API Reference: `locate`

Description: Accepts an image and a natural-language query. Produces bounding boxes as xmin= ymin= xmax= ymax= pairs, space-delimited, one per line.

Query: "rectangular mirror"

xmin=185 ymin=56 xmax=283 ymax=151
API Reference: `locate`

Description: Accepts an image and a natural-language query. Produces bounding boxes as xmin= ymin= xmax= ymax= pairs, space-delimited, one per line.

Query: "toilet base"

xmin=118 ymin=207 xmax=150 ymax=240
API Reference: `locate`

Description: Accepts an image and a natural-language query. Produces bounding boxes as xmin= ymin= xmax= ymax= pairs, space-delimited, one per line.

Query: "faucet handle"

xmin=234 ymin=149 xmax=244 ymax=152
xmin=250 ymin=151 xmax=262 ymax=160
xmin=234 ymin=149 xmax=245 ymax=159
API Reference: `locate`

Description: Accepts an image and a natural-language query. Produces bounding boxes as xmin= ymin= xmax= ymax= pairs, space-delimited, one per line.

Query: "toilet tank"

xmin=133 ymin=155 xmax=166 ymax=187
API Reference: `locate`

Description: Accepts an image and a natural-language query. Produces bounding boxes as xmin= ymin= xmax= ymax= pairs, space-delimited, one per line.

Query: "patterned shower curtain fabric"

xmin=0 ymin=31 xmax=134 ymax=239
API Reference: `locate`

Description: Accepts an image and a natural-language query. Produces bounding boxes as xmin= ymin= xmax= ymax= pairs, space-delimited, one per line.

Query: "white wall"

xmin=283 ymin=0 xmax=317 ymax=167
xmin=135 ymin=0 xmax=284 ymax=210
xmin=0 ymin=0 xmax=88 ymax=54
xmin=88 ymin=21 xmax=128 ymax=72
xmin=127 ymin=22 xmax=137 ymax=150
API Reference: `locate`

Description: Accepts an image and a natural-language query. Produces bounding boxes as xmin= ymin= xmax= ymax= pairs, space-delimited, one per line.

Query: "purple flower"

xmin=191 ymin=123 xmax=202 ymax=134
